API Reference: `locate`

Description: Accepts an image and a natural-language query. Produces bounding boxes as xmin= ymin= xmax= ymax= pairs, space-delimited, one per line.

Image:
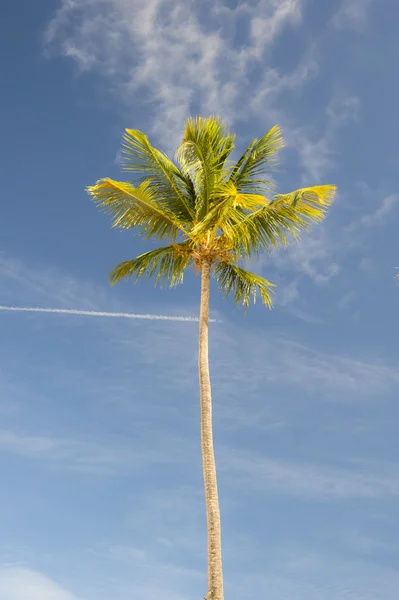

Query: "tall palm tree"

xmin=87 ymin=116 xmax=336 ymax=600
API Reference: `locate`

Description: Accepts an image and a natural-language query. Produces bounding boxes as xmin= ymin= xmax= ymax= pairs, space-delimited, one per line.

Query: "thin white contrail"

xmin=0 ymin=305 xmax=216 ymax=323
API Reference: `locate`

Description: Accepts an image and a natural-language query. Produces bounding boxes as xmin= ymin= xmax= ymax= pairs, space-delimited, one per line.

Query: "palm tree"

xmin=87 ymin=116 xmax=336 ymax=600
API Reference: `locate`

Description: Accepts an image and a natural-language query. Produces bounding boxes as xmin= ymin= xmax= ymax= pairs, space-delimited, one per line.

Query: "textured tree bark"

xmin=198 ymin=261 xmax=224 ymax=600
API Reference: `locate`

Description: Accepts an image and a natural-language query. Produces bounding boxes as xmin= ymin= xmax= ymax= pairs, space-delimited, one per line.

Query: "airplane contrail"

xmin=0 ymin=305 xmax=216 ymax=323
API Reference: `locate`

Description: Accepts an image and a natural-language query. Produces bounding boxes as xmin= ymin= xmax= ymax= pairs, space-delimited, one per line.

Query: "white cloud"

xmin=337 ymin=527 xmax=398 ymax=555
xmin=248 ymin=0 xmax=302 ymax=54
xmin=0 ymin=253 xmax=202 ymax=322
xmin=88 ymin=521 xmax=206 ymax=600
xmin=326 ymin=94 xmax=360 ymax=124
xmin=332 ymin=0 xmax=375 ymax=30
xmin=231 ymin=549 xmax=399 ymax=600
xmin=293 ymin=133 xmax=335 ymax=182
xmin=0 ymin=254 xmax=110 ymax=311
xmin=337 ymin=290 xmax=356 ymax=309
xmin=44 ymin=0 xmax=311 ymax=152
xmin=292 ymin=94 xmax=360 ymax=180
xmin=0 ymin=429 xmax=182 ymax=474
xmin=271 ymin=277 xmax=326 ymax=323
xmin=3 ymin=253 xmax=399 ymax=411
xmin=270 ymin=226 xmax=341 ymax=285
xmin=286 ymin=306 xmax=326 ymax=324
xmin=220 ymin=446 xmax=399 ymax=499
xmin=44 ymin=0 xmax=368 ymax=184
xmin=279 ymin=278 xmax=300 ymax=305
xmin=248 ymin=50 xmax=318 ymax=121
xmin=2 ymin=252 xmax=399 ymax=460
xmin=42 ymin=0 xmax=375 ymax=204
xmin=0 ymin=567 xmax=81 ymax=600
xmin=360 ymin=194 xmax=399 ymax=227
xmin=107 ymin=304 xmax=399 ymax=407
xmin=359 ymin=257 xmax=375 ymax=273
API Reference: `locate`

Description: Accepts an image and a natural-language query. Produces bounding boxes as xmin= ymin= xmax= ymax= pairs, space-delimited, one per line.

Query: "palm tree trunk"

xmin=198 ymin=261 xmax=224 ymax=600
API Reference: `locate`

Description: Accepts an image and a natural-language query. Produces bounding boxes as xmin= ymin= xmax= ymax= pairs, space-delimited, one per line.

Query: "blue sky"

xmin=1 ymin=0 xmax=399 ymax=598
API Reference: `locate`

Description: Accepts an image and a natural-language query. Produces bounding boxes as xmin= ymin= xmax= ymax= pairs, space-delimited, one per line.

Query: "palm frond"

xmin=225 ymin=184 xmax=337 ymax=257
xmin=121 ymin=129 xmax=195 ymax=222
xmin=272 ymin=185 xmax=336 ymax=222
xmin=229 ymin=125 xmax=283 ymax=194
xmin=214 ymin=261 xmax=275 ymax=308
xmin=174 ymin=115 xmax=236 ymax=220
xmin=221 ymin=202 xmax=303 ymax=256
xmin=110 ymin=243 xmax=193 ymax=287
xmin=192 ymin=181 xmax=269 ymax=240
xmin=87 ymin=178 xmax=191 ymax=241
xmin=88 ymin=116 xmax=336 ymax=311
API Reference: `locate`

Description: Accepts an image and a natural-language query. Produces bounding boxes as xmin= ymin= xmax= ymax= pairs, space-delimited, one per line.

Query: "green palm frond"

xmin=110 ymin=243 xmax=193 ymax=287
xmin=225 ymin=184 xmax=337 ymax=256
xmin=174 ymin=115 xmax=236 ymax=220
xmin=121 ymin=129 xmax=195 ymax=222
xmin=87 ymin=178 xmax=191 ymax=241
xmin=192 ymin=181 xmax=269 ymax=240
xmin=89 ymin=115 xmax=337 ymax=311
xmin=272 ymin=185 xmax=336 ymax=222
xmin=214 ymin=261 xmax=275 ymax=308
xmin=229 ymin=125 xmax=283 ymax=194
xmin=221 ymin=202 xmax=304 ymax=256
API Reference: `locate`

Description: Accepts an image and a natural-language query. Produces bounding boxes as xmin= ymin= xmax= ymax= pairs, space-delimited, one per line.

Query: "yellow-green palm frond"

xmin=110 ymin=243 xmax=194 ymax=287
xmin=121 ymin=129 xmax=195 ymax=222
xmin=214 ymin=261 xmax=275 ymax=308
xmin=192 ymin=181 xmax=269 ymax=240
xmin=222 ymin=202 xmax=304 ymax=256
xmin=89 ymin=116 xmax=337 ymax=312
xmin=87 ymin=178 xmax=191 ymax=241
xmin=225 ymin=184 xmax=337 ymax=257
xmin=174 ymin=115 xmax=236 ymax=220
xmin=272 ymin=185 xmax=336 ymax=223
xmin=229 ymin=125 xmax=284 ymax=194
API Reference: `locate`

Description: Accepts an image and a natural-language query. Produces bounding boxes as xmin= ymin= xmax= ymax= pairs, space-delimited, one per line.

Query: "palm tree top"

xmin=87 ymin=115 xmax=336 ymax=307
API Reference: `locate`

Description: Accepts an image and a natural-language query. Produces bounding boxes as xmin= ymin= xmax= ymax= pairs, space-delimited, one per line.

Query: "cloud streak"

xmin=0 ymin=305 xmax=214 ymax=323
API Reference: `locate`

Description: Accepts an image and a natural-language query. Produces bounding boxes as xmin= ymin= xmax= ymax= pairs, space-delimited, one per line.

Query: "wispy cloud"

xmin=332 ymin=0 xmax=375 ymax=30
xmin=3 ymin=254 xmax=399 ymax=407
xmin=43 ymin=0 xmax=312 ymax=153
xmin=270 ymin=225 xmax=341 ymax=285
xmin=44 ymin=0 xmax=369 ymax=186
xmin=0 ymin=429 xmax=184 ymax=474
xmin=336 ymin=527 xmax=399 ymax=555
xmin=88 ymin=541 xmax=202 ymax=600
xmin=247 ymin=0 xmax=302 ymax=52
xmin=360 ymin=194 xmax=399 ymax=227
xmin=292 ymin=94 xmax=360 ymax=180
xmin=0 ymin=567 xmax=82 ymax=600
xmin=208 ymin=323 xmax=399 ymax=411
xmin=230 ymin=547 xmax=399 ymax=600
xmin=220 ymin=446 xmax=399 ymax=499
xmin=0 ymin=254 xmax=111 ymax=310
xmin=0 ymin=253 xmax=206 ymax=323
xmin=337 ymin=290 xmax=356 ymax=310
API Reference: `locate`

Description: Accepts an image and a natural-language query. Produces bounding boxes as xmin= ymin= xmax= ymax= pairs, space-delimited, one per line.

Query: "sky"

xmin=1 ymin=0 xmax=399 ymax=598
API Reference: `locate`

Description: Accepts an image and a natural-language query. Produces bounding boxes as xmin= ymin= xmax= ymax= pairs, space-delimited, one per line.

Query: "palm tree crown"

xmin=87 ymin=116 xmax=336 ymax=305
